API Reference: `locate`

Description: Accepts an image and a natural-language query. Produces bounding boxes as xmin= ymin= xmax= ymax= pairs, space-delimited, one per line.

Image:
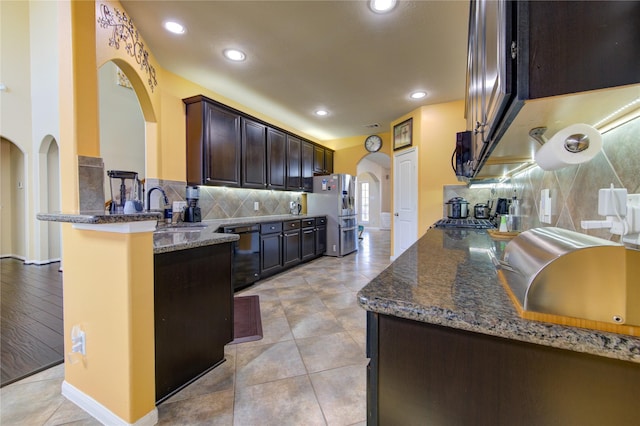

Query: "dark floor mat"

xmin=229 ymin=295 xmax=263 ymax=344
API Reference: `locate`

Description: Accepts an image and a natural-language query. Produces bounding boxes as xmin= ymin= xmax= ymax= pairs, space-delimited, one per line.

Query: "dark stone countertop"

xmin=37 ymin=212 xmax=324 ymax=254
xmin=37 ymin=211 xmax=163 ymax=224
xmin=357 ymin=227 xmax=640 ymax=364
xmin=154 ymin=214 xmax=323 ymax=254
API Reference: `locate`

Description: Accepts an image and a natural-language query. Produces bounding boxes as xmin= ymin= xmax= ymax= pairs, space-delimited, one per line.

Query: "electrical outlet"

xmin=254 ymin=201 xmax=259 ymax=211
xmin=173 ymin=201 xmax=187 ymax=213
xmin=71 ymin=325 xmax=86 ymax=356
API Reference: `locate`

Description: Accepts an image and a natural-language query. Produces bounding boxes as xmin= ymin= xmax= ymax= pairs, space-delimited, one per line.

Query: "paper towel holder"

xmin=532 ymin=124 xmax=602 ymax=170
xmin=529 ymin=127 xmax=590 ymax=153
xmin=529 ymin=127 xmax=548 ymax=145
xmin=530 ymin=125 xmax=592 ymax=153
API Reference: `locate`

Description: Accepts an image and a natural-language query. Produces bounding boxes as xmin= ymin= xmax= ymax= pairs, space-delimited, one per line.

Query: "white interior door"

xmin=393 ymin=147 xmax=418 ymax=260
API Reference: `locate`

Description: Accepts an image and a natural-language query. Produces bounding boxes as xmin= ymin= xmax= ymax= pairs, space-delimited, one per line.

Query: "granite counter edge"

xmin=357 ymin=294 xmax=640 ymax=364
xmin=153 ymin=233 xmax=239 ymax=254
xmin=37 ymin=212 xmax=162 ymax=224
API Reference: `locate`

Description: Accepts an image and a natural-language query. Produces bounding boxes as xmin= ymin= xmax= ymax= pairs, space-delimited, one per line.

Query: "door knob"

xmin=394 ymin=213 xmax=399 ymax=216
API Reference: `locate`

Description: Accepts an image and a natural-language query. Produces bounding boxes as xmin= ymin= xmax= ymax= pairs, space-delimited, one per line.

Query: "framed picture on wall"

xmin=393 ymin=118 xmax=413 ymax=150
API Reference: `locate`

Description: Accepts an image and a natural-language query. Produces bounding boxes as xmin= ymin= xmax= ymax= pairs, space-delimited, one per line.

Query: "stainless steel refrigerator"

xmin=307 ymin=174 xmax=358 ymax=257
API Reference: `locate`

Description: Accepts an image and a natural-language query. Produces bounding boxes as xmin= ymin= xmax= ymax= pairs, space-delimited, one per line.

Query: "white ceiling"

xmin=119 ymin=0 xmax=470 ymax=142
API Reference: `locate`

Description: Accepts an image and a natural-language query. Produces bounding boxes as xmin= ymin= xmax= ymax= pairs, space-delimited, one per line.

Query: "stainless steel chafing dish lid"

xmin=498 ymin=227 xmax=628 ymax=324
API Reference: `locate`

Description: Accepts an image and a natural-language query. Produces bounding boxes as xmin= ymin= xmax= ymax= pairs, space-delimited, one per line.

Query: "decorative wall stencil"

xmin=116 ymin=67 xmax=133 ymax=89
xmin=97 ymin=4 xmax=157 ymax=92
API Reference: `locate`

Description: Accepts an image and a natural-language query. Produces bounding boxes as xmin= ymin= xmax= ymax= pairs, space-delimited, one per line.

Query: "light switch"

xmin=540 ymin=189 xmax=552 ymax=224
xmin=254 ymin=201 xmax=259 ymax=211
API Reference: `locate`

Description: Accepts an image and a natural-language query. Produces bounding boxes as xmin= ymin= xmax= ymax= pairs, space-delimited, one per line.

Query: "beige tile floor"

xmin=1 ymin=229 xmax=390 ymax=426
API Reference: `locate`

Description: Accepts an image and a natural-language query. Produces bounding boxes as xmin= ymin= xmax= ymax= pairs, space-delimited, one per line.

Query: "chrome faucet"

xmin=146 ymin=187 xmax=169 ymax=211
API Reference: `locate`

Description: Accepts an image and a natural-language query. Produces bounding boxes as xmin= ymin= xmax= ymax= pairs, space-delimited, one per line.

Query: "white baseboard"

xmin=61 ymin=381 xmax=158 ymax=426
xmin=0 ymin=254 xmax=25 ymax=261
xmin=24 ymin=258 xmax=61 ymax=265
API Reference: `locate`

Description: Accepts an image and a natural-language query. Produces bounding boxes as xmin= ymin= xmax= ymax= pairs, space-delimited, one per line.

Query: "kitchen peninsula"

xmin=36 ymin=211 xmax=241 ymax=423
xmin=358 ymin=228 xmax=640 ymax=425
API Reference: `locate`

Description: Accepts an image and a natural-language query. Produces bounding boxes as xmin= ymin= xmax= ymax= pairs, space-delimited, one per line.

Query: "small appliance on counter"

xmin=445 ymin=197 xmax=470 ymax=219
xmin=289 ymin=200 xmax=302 ymax=215
xmin=184 ymin=185 xmax=202 ymax=222
xmin=495 ymin=198 xmax=509 ymax=215
xmin=473 ymin=202 xmax=492 ymax=219
xmin=107 ymin=170 xmax=143 ymax=214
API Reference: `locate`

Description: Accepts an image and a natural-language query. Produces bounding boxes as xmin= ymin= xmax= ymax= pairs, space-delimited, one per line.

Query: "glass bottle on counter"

xmin=508 ymin=192 xmax=520 ymax=232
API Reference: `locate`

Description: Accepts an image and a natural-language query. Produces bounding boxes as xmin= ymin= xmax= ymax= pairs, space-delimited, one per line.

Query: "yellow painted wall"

xmin=417 ymin=100 xmax=466 ymax=234
xmin=331 ymin=132 xmax=392 ymax=176
xmin=62 ymin=225 xmax=155 ymax=421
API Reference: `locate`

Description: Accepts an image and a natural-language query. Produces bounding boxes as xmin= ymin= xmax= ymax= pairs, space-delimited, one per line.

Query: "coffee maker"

xmin=184 ymin=186 xmax=202 ymax=222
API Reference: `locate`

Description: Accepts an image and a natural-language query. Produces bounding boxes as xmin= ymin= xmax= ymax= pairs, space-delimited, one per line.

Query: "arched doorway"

xmin=98 ymin=61 xmax=146 ymax=204
xmin=356 ymin=153 xmax=391 ymax=230
xmin=1 ymin=138 xmax=26 ymax=259
xmin=37 ymin=135 xmax=61 ymax=263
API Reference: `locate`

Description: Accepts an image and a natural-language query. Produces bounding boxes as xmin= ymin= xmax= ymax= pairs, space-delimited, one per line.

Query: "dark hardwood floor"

xmin=1 ymin=258 xmax=64 ymax=387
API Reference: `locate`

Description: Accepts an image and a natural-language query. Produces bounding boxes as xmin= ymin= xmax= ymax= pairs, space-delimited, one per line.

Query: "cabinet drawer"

xmin=301 ymin=218 xmax=315 ymax=228
xmin=314 ymin=216 xmax=327 ymax=226
xmin=260 ymin=222 xmax=282 ymax=235
xmin=283 ymin=219 xmax=301 ymax=230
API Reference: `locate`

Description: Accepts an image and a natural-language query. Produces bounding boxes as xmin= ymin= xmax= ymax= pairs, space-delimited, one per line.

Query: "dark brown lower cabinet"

xmin=367 ymin=312 xmax=640 ymax=425
xmin=282 ymin=229 xmax=301 ymax=268
xmin=301 ymin=219 xmax=316 ymax=261
xmin=154 ymin=243 xmax=233 ymax=403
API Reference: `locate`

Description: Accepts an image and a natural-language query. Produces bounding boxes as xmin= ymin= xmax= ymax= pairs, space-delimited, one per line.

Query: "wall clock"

xmin=364 ymin=134 xmax=383 ymax=152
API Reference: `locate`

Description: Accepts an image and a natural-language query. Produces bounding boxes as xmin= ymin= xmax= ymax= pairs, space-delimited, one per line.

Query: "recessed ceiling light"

xmin=315 ymin=109 xmax=329 ymax=116
xmin=370 ymin=0 xmax=397 ymax=13
xmin=410 ymin=91 xmax=427 ymax=99
xmin=223 ymin=49 xmax=246 ymax=62
xmin=164 ymin=21 xmax=185 ymax=34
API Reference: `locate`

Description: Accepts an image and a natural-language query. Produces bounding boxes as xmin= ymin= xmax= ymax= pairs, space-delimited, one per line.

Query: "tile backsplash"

xmin=445 ymin=116 xmax=640 ymax=242
xmin=78 ymin=156 xmax=106 ymax=212
xmin=145 ymin=178 xmax=303 ymax=220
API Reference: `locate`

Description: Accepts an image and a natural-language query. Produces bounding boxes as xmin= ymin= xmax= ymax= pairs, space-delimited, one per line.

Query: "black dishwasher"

xmin=223 ymin=224 xmax=260 ymax=291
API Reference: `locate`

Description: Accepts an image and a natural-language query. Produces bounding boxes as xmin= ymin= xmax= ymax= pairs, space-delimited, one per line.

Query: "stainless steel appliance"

xmin=307 ymin=174 xmax=358 ymax=257
xmin=222 ymin=223 xmax=260 ymax=291
xmin=445 ymin=197 xmax=470 ymax=219
xmin=474 ymin=203 xmax=491 ymax=219
xmin=289 ymin=200 xmax=302 ymax=215
xmin=496 ymin=227 xmax=639 ymax=326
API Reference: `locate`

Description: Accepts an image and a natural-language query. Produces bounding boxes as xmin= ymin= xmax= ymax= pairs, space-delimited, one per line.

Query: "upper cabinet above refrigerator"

xmin=465 ymin=0 xmax=640 ymax=181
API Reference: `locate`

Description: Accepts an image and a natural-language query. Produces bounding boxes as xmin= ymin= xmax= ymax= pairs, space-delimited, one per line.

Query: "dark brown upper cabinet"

xmin=324 ymin=149 xmax=334 ymax=174
xmin=467 ymin=0 xmax=640 ymax=179
xmin=313 ymin=145 xmax=334 ymax=175
xmin=313 ymin=145 xmax=325 ymax=174
xmin=286 ymin=135 xmax=302 ymax=191
xmin=301 ymin=141 xmax=314 ymax=192
xmin=185 ymin=96 xmax=241 ymax=187
xmin=267 ymin=127 xmax=287 ymax=190
xmin=184 ymin=95 xmax=333 ymax=192
xmin=241 ymin=118 xmax=267 ymax=188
